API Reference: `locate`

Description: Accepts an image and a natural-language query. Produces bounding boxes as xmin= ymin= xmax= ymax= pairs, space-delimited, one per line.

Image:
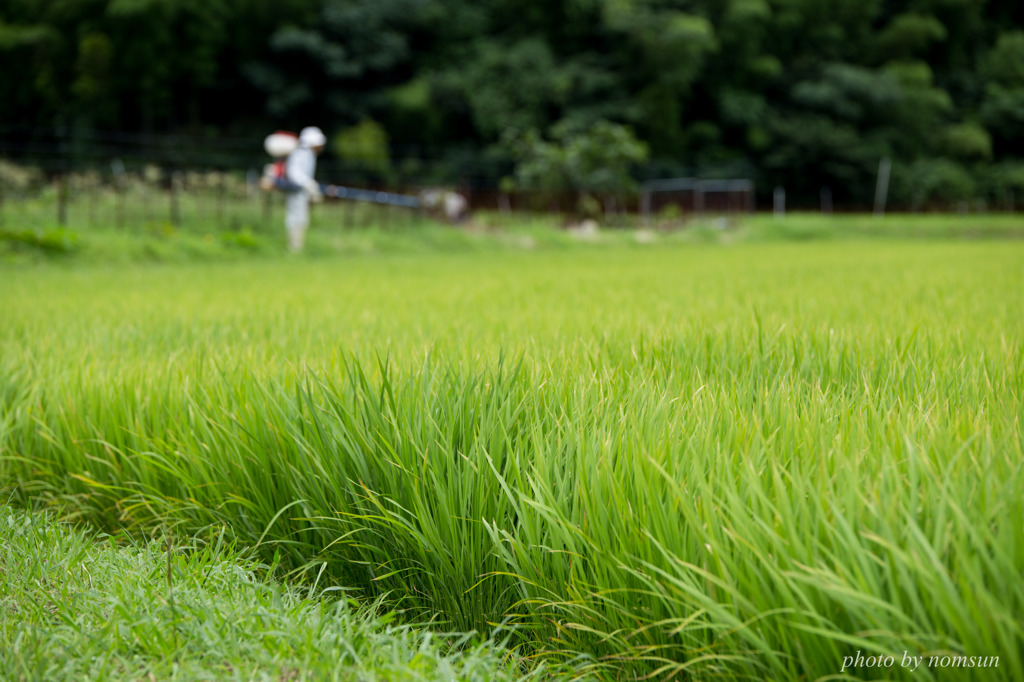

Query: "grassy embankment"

xmin=2 ymin=183 xmax=1023 ymax=264
xmin=1 ymin=235 xmax=1022 ymax=680
xmin=0 ymin=504 xmax=542 ymax=681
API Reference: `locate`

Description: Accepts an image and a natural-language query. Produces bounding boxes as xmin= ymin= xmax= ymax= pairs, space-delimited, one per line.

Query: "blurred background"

xmin=2 ymin=0 xmax=1024 ymax=222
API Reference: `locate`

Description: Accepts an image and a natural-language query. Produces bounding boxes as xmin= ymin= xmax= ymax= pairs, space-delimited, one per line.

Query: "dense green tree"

xmin=503 ymin=119 xmax=648 ymax=216
xmin=2 ymin=0 xmax=1024 ymax=206
xmin=980 ymin=31 xmax=1024 ymax=157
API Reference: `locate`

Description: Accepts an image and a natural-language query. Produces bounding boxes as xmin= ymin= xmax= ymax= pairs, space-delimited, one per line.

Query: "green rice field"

xmin=1 ymin=235 xmax=1022 ymax=679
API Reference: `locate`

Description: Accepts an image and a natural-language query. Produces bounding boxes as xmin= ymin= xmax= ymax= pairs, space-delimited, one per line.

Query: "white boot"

xmin=287 ymin=223 xmax=307 ymax=252
xmin=285 ymin=191 xmax=310 ymax=253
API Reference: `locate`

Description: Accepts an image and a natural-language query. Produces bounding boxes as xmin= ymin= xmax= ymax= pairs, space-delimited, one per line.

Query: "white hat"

xmin=299 ymin=126 xmax=327 ymax=147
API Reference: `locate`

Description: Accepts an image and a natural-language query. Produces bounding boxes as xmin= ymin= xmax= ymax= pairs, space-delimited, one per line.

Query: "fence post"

xmin=874 ymin=157 xmax=891 ymax=217
xmin=88 ymin=174 xmax=97 ymax=228
xmin=247 ymin=169 xmax=258 ymax=200
xmin=57 ymin=161 xmax=69 ymax=226
xmin=773 ymin=187 xmax=785 ymax=218
xmin=170 ymin=170 xmax=181 ymax=227
xmin=117 ymin=183 xmax=125 ymax=230
xmin=217 ymin=170 xmax=225 ymax=225
xmin=112 ymin=159 xmax=126 ymax=230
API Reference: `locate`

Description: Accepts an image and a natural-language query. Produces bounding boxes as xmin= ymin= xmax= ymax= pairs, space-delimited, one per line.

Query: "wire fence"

xmin=0 ymin=166 xmax=764 ymax=236
xmin=0 ymin=127 xmax=761 ymax=233
xmin=8 ymin=127 xmax=1016 ymax=235
xmin=0 ymin=167 xmax=399 ymax=233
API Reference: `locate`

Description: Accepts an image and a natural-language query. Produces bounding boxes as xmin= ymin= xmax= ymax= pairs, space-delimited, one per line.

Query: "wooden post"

xmin=874 ymin=157 xmax=891 ymax=217
xmin=88 ymin=175 xmax=97 ymax=228
xmin=247 ymin=169 xmax=256 ymax=198
xmin=170 ymin=171 xmax=181 ymax=227
xmin=57 ymin=165 xmax=68 ymax=226
xmin=216 ymin=170 xmax=225 ymax=225
xmin=112 ymin=159 xmax=126 ymax=230
xmin=118 ymin=184 xmax=125 ymax=230
xmin=773 ymin=186 xmax=785 ymax=218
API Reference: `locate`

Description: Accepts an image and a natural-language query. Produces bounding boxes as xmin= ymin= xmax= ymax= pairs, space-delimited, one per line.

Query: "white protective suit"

xmin=284 ymin=128 xmax=325 ymax=252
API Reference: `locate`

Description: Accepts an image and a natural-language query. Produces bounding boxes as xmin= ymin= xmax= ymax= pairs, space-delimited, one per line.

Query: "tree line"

xmin=2 ymin=0 xmax=1024 ymax=208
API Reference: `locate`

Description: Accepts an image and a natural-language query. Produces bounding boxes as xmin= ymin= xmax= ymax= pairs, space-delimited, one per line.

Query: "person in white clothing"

xmin=284 ymin=126 xmax=327 ymax=252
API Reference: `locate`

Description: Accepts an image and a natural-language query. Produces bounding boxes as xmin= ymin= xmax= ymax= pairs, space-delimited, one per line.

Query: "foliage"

xmin=0 ymin=227 xmax=80 ymax=254
xmin=503 ymin=121 xmax=648 ymax=201
xmin=873 ymin=12 xmax=947 ymax=61
xmin=943 ymin=122 xmax=993 ymax=161
xmin=333 ymin=118 xmax=393 ymax=180
xmin=4 ymin=1 xmax=1024 ymax=204
xmin=900 ymin=158 xmax=977 ymax=206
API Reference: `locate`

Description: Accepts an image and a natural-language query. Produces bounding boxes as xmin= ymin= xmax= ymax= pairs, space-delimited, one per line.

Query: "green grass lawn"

xmin=0 ymin=504 xmax=547 ymax=681
xmin=1 ymin=234 xmax=1022 ymax=680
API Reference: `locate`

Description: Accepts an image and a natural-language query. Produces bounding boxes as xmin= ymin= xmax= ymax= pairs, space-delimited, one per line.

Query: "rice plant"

xmin=1 ymin=240 xmax=1021 ymax=680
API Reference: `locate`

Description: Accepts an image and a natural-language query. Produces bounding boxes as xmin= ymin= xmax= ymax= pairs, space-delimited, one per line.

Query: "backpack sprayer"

xmin=259 ymin=131 xmax=421 ymax=209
